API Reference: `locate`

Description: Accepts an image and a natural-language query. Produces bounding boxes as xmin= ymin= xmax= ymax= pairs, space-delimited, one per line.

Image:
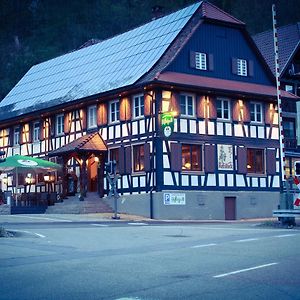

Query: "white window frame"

xmin=33 ymin=122 xmax=40 ymax=142
xmin=195 ymin=52 xmax=207 ymax=70
xmin=87 ymin=105 xmax=97 ymax=129
xmin=180 ymin=93 xmax=195 ymax=117
xmin=56 ymin=114 xmax=64 ymax=136
xmin=237 ymin=58 xmax=247 ymax=76
xmin=250 ymin=102 xmax=263 ymax=123
xmin=133 ymin=94 xmax=144 ymax=119
xmin=13 ymin=126 xmax=20 ymax=146
xmin=216 ymin=98 xmax=231 ymax=120
xmin=109 ymin=100 xmax=120 ymax=123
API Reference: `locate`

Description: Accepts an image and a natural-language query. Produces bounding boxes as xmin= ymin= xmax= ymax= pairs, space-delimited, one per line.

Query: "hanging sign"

xmin=161 ymin=112 xmax=174 ymax=138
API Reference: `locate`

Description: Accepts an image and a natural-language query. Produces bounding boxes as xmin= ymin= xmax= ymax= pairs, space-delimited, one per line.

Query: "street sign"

xmin=161 ymin=112 xmax=174 ymax=138
xmin=163 ymin=193 xmax=186 ymax=205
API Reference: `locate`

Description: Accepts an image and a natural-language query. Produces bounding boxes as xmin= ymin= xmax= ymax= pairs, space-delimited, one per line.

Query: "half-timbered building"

xmin=0 ymin=1 xmax=298 ymax=219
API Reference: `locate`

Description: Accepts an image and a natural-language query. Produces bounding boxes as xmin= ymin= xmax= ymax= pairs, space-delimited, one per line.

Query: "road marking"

xmin=275 ymin=234 xmax=297 ymax=238
xmin=234 ymin=238 xmax=260 ymax=243
xmin=191 ymin=243 xmax=217 ymax=249
xmin=213 ymin=262 xmax=278 ymax=278
xmin=11 ymin=229 xmax=46 ymax=238
xmin=8 ymin=215 xmax=72 ymax=222
xmin=128 ymin=222 xmax=148 ymax=226
xmin=91 ymin=224 xmax=109 ymax=227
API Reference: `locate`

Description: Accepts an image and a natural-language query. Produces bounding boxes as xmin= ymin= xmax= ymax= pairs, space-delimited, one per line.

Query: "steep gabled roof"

xmin=253 ymin=23 xmax=300 ymax=76
xmin=199 ymin=1 xmax=244 ymax=25
xmin=0 ymin=1 xmax=255 ymax=122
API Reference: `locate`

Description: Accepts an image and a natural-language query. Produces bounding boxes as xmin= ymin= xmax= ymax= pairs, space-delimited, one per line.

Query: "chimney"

xmin=152 ymin=5 xmax=164 ymax=20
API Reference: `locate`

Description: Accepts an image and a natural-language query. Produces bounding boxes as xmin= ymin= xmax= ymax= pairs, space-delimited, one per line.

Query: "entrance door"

xmin=225 ymin=197 xmax=236 ymax=220
xmin=87 ymin=157 xmax=98 ymax=192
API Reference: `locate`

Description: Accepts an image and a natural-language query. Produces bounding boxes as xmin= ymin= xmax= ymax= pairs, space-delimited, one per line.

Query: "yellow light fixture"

xmin=239 ymin=100 xmax=244 ymax=108
xmin=94 ymin=157 xmax=99 ymax=162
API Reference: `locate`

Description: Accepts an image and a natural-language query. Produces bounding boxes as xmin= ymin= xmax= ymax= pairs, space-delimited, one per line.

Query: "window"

xmin=250 ymin=102 xmax=263 ymax=123
xmin=217 ymin=98 xmax=230 ymax=120
xmin=110 ymin=148 xmax=119 ymax=173
xmin=195 ymin=52 xmax=207 ymax=70
xmin=109 ymin=100 xmax=120 ymax=123
xmin=285 ymin=85 xmax=294 ymax=93
xmin=133 ymin=94 xmax=144 ymax=118
xmin=33 ymin=122 xmax=40 ymax=142
xmin=56 ymin=114 xmax=64 ymax=136
xmin=180 ymin=94 xmax=195 ymax=117
xmin=247 ymin=148 xmax=264 ymax=174
xmin=133 ymin=145 xmax=145 ymax=172
xmin=88 ymin=105 xmax=97 ymax=128
xmin=237 ymin=58 xmax=247 ymax=76
xmin=182 ymin=144 xmax=202 ymax=171
xmin=13 ymin=127 xmax=20 ymax=145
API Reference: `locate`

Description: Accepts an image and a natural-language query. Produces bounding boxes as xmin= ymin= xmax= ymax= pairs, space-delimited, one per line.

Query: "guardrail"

xmin=273 ymin=209 xmax=300 ymax=218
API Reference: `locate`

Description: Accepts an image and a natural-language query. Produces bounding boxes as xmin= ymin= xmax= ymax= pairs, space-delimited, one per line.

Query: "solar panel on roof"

xmin=0 ymin=2 xmax=202 ymax=121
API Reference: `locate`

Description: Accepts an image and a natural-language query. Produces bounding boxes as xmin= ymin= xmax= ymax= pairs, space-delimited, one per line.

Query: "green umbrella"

xmin=0 ymin=155 xmax=61 ymax=193
xmin=0 ymin=154 xmax=61 ymax=172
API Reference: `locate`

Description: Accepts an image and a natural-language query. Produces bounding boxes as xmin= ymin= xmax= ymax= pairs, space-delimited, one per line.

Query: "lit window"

xmin=180 ymin=94 xmax=195 ymax=117
xmin=195 ymin=52 xmax=207 ymax=70
xmin=217 ymin=98 xmax=230 ymax=120
xmin=247 ymin=148 xmax=264 ymax=174
xmin=109 ymin=100 xmax=120 ymax=123
xmin=33 ymin=122 xmax=40 ymax=142
xmin=13 ymin=127 xmax=20 ymax=145
xmin=133 ymin=145 xmax=145 ymax=172
xmin=250 ymin=102 xmax=263 ymax=123
xmin=56 ymin=114 xmax=64 ymax=136
xmin=237 ymin=59 xmax=247 ymax=76
xmin=182 ymin=144 xmax=202 ymax=171
xmin=110 ymin=148 xmax=119 ymax=173
xmin=133 ymin=94 xmax=144 ymax=118
xmin=88 ymin=105 xmax=97 ymax=128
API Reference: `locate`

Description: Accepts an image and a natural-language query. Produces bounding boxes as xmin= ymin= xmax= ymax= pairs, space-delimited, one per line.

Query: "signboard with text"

xmin=217 ymin=144 xmax=234 ymax=170
xmin=164 ymin=193 xmax=186 ymax=205
xmin=161 ymin=112 xmax=174 ymax=138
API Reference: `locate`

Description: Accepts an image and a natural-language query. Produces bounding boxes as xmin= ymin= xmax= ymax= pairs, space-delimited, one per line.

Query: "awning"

xmin=49 ymin=132 xmax=107 ymax=157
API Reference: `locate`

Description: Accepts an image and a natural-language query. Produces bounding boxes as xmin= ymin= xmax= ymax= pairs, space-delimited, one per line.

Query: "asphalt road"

xmin=1 ymin=216 xmax=300 ymax=300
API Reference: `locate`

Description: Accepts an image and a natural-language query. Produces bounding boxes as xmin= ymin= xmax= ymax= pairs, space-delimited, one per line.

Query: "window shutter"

xmin=144 ymin=143 xmax=151 ymax=172
xmin=243 ymin=102 xmax=251 ymax=122
xmin=190 ymin=51 xmax=196 ymax=68
xmin=125 ymin=146 xmax=132 ymax=174
xmin=120 ymin=97 xmax=131 ymax=121
xmin=232 ymin=58 xmax=238 ymax=74
xmin=197 ymin=95 xmax=206 ymax=118
xmin=118 ymin=146 xmax=125 ymax=175
xmin=40 ymin=121 xmax=45 ymax=141
xmin=50 ymin=117 xmax=55 ymax=137
xmin=209 ymin=97 xmax=217 ymax=119
xmin=19 ymin=125 xmax=24 ymax=145
xmin=208 ymin=54 xmax=214 ymax=71
xmin=81 ymin=109 xmax=87 ymax=131
xmin=64 ymin=113 xmax=70 ymax=134
xmin=171 ymin=143 xmax=182 ymax=172
xmin=144 ymin=93 xmax=152 ymax=116
xmin=232 ymin=100 xmax=240 ymax=121
xmin=266 ymin=149 xmax=276 ymax=175
xmin=171 ymin=92 xmax=180 ymax=114
xmin=8 ymin=128 xmax=13 ymax=146
xmin=265 ymin=103 xmax=271 ymax=124
xmin=248 ymin=60 xmax=254 ymax=77
xmin=97 ymin=103 xmax=108 ymax=126
xmin=204 ymin=144 xmax=216 ymax=173
xmin=237 ymin=147 xmax=247 ymax=174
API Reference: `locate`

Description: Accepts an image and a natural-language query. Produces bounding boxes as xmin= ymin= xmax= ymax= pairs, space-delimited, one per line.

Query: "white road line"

xmin=191 ymin=243 xmax=217 ymax=249
xmin=91 ymin=224 xmax=109 ymax=227
xmin=11 ymin=229 xmax=46 ymax=238
xmin=127 ymin=222 xmax=148 ymax=226
xmin=234 ymin=238 xmax=260 ymax=243
xmin=213 ymin=262 xmax=278 ymax=278
xmin=275 ymin=234 xmax=297 ymax=238
xmin=7 ymin=215 xmax=72 ymax=222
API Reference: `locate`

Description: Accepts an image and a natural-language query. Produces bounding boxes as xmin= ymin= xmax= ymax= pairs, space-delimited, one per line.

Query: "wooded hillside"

xmin=1 ymin=0 xmax=299 ymax=100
